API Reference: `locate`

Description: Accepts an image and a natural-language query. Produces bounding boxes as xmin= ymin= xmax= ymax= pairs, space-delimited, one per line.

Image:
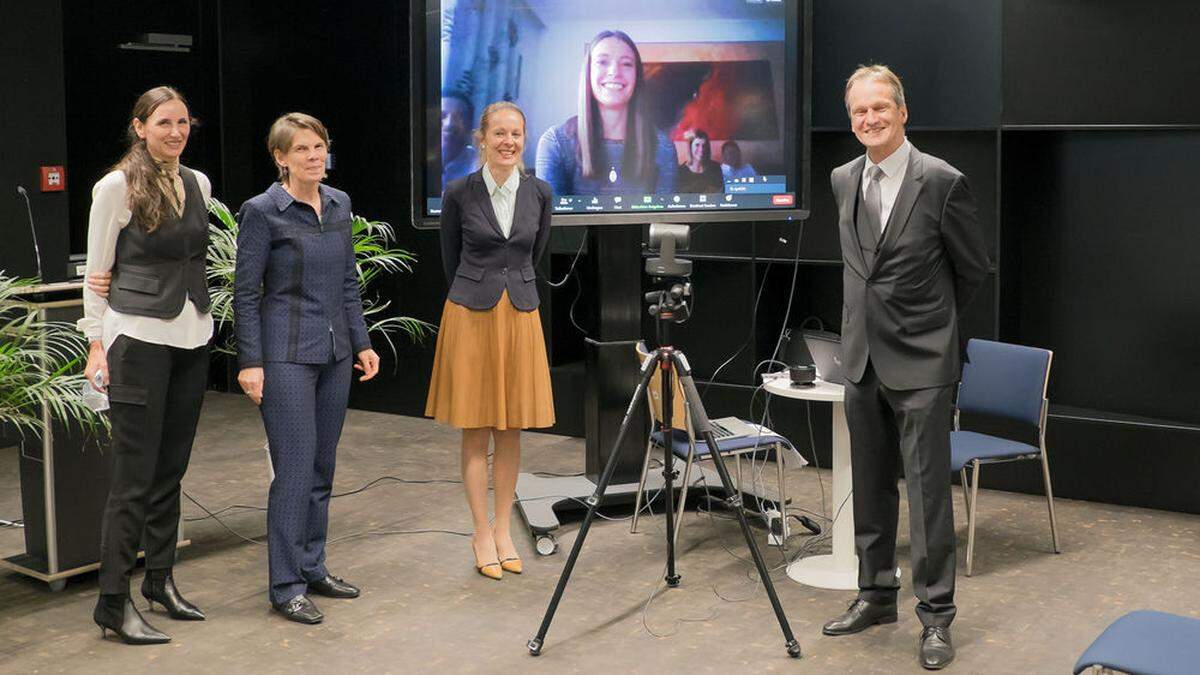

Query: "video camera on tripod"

xmin=528 ymin=222 xmax=803 ymax=659
xmin=645 ymin=223 xmax=693 ymax=327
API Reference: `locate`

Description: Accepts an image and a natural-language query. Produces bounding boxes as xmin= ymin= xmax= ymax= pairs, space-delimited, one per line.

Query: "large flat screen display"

xmin=411 ymin=0 xmax=810 ymax=227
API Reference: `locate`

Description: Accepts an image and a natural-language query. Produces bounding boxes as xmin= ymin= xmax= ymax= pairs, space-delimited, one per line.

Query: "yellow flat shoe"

xmin=499 ymin=556 xmax=522 ymax=574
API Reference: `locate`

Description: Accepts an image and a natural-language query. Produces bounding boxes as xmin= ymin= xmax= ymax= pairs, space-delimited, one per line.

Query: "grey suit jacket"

xmin=833 ymin=144 xmax=989 ymax=390
xmin=439 ymin=169 xmax=553 ymax=311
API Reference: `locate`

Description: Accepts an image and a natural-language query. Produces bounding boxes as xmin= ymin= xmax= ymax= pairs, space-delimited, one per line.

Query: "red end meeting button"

xmin=771 ymin=194 xmax=794 ymax=206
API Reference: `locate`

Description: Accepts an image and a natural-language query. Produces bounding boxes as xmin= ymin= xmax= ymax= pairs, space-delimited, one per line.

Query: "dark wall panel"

xmin=978 ymin=415 xmax=1200 ymax=515
xmin=813 ymin=0 xmax=1001 ymax=129
xmin=1002 ymin=0 xmax=1200 ymax=125
xmin=0 ymin=0 xmax=70 ymax=281
xmin=1002 ymin=130 xmax=1200 ymax=424
xmin=642 ymin=260 xmax=758 ymax=385
xmin=62 ymin=0 xmax=221 ymax=256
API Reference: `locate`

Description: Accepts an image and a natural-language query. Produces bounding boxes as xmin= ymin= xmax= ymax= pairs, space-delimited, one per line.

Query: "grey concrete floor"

xmin=1 ymin=392 xmax=1198 ymax=674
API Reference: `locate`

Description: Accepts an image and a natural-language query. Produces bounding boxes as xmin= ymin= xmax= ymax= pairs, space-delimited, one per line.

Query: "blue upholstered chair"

xmin=952 ymin=338 xmax=1061 ymax=576
xmin=630 ymin=342 xmax=794 ymax=545
xmin=1073 ymin=610 xmax=1200 ymax=674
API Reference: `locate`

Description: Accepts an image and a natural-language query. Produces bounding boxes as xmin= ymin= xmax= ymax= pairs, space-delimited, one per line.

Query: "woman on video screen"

xmin=677 ymin=128 xmax=724 ymax=194
xmin=535 ymin=30 xmax=677 ymax=197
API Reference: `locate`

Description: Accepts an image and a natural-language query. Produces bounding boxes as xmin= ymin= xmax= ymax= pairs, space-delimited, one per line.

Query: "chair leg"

xmin=965 ymin=461 xmax=980 ymax=577
xmin=775 ymin=443 xmax=788 ymax=543
xmin=735 ymin=453 xmax=744 ymax=514
xmin=672 ymin=445 xmax=696 ymax=549
xmin=960 ymin=467 xmax=972 ymax=518
xmin=775 ymin=443 xmax=787 ymax=513
xmin=1040 ymin=449 xmax=1061 ymax=554
xmin=630 ymin=437 xmax=656 ymax=534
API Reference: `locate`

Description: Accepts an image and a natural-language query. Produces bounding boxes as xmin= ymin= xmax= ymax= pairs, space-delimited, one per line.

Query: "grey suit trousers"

xmin=844 ymin=358 xmax=957 ymax=628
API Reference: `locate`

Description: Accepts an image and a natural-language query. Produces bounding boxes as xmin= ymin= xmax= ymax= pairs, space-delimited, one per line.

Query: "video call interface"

xmin=424 ymin=0 xmax=801 ymax=218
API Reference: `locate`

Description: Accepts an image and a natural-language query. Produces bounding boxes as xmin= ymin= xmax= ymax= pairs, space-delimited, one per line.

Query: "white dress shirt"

xmin=482 ymin=164 xmax=520 ymax=239
xmin=861 ymin=138 xmax=912 ymax=232
xmin=78 ymin=169 xmax=215 ymax=352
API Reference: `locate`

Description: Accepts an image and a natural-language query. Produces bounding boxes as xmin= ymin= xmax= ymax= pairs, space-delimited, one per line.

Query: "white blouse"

xmin=77 ymin=169 xmax=215 ymax=352
xmin=482 ymin=164 xmax=520 ymax=239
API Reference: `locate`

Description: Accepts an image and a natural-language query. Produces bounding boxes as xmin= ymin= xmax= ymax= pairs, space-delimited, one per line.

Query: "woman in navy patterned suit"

xmin=233 ymin=113 xmax=380 ymax=624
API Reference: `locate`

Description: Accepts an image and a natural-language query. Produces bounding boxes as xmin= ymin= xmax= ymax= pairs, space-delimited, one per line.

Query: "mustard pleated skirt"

xmin=425 ymin=290 xmax=556 ymax=430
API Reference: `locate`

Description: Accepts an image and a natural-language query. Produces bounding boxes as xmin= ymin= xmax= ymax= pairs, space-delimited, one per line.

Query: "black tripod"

xmin=527 ymin=280 xmax=802 ymax=658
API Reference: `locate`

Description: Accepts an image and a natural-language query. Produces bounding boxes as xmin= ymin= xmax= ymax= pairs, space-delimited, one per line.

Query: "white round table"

xmin=765 ymin=377 xmax=859 ymax=590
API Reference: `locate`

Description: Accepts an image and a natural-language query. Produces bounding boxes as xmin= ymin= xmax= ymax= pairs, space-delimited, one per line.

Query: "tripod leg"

xmin=528 ymin=353 xmax=659 ymax=656
xmin=660 ymin=356 xmax=680 ymax=587
xmin=669 ymin=351 xmax=802 ymax=658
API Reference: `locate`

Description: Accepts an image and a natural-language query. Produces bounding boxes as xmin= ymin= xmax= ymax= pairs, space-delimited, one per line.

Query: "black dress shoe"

xmin=822 ymin=598 xmax=899 ymax=636
xmin=273 ymin=594 xmax=323 ymax=624
xmin=93 ymin=595 xmax=171 ymax=645
xmin=919 ymin=626 xmax=955 ymax=670
xmin=308 ymin=574 xmax=360 ymax=599
xmin=142 ymin=570 xmax=206 ymax=621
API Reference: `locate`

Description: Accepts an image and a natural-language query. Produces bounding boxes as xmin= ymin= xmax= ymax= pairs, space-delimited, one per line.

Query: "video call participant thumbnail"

xmin=535 ymin=30 xmax=677 ymax=197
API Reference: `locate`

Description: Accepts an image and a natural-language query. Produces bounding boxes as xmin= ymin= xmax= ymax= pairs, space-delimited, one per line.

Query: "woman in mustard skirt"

xmin=426 ymin=101 xmax=555 ymax=579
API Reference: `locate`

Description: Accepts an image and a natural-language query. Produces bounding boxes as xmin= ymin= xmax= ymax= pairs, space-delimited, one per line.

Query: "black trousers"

xmin=98 ymin=335 xmax=208 ymax=595
xmin=843 ymin=359 xmax=957 ymax=628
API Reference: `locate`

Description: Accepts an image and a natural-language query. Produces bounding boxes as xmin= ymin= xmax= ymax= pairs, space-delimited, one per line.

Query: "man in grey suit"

xmin=821 ymin=65 xmax=989 ymax=670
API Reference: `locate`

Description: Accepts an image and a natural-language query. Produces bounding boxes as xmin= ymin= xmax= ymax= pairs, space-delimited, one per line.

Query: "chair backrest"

xmin=635 ymin=341 xmax=687 ymax=431
xmin=957 ymin=338 xmax=1052 ymax=429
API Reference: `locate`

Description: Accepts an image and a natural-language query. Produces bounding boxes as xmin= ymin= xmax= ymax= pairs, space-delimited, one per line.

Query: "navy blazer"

xmin=233 ymin=182 xmax=371 ymax=369
xmin=439 ymin=169 xmax=553 ymax=311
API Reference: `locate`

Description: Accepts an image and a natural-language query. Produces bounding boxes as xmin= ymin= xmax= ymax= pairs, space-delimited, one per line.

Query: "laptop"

xmin=801 ymin=330 xmax=845 ymax=384
xmin=709 ymin=416 xmax=766 ymax=440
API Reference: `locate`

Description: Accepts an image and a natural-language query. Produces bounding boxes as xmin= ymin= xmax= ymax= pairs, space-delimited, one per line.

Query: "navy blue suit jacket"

xmin=439 ymin=169 xmax=553 ymax=311
xmin=233 ymin=182 xmax=371 ymax=368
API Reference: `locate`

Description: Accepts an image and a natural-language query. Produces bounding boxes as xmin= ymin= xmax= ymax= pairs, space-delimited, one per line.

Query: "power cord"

xmin=543 ymin=235 xmax=587 ymax=289
xmin=181 ymin=472 xmax=467 ymax=546
xmin=540 ymin=235 xmax=591 ymax=337
xmin=700 ymin=224 xmax=800 ymax=400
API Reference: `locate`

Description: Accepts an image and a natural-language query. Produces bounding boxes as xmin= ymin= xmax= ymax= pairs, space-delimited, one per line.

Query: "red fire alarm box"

xmin=40 ymin=166 xmax=66 ymax=192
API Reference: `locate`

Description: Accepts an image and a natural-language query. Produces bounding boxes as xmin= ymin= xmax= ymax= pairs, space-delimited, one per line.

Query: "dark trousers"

xmin=261 ymin=356 xmax=351 ymax=605
xmin=844 ymin=359 xmax=957 ymax=628
xmin=99 ymin=335 xmax=208 ymax=595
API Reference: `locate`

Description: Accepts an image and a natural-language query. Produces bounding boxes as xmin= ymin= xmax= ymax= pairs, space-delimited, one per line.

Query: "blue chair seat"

xmin=950 ymin=430 xmax=1040 ymax=473
xmin=650 ymin=428 xmax=793 ymax=460
xmin=1074 ymin=610 xmax=1200 ymax=675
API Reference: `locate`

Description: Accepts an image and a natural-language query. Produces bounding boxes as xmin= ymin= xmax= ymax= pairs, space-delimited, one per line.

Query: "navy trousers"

xmin=261 ymin=356 xmax=352 ymax=605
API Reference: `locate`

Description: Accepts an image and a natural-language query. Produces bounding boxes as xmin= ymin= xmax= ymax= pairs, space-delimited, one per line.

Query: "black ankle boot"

xmin=141 ymin=569 xmax=206 ymax=621
xmin=93 ymin=593 xmax=171 ymax=644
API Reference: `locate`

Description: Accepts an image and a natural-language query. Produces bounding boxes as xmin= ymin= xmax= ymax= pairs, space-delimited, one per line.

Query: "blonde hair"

xmin=112 ymin=86 xmax=192 ymax=233
xmin=473 ymin=101 xmax=527 ymax=172
xmin=267 ymin=112 xmax=330 ymax=182
xmin=844 ymin=64 xmax=906 ymax=113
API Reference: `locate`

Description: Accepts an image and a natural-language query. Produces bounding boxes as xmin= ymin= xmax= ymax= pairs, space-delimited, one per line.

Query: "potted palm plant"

xmin=205 ymin=199 xmax=435 ymax=359
xmin=0 ymin=273 xmax=104 ymax=438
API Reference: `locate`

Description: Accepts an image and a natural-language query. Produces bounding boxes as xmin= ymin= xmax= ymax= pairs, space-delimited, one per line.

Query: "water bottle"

xmin=81 ymin=371 xmax=109 ymax=412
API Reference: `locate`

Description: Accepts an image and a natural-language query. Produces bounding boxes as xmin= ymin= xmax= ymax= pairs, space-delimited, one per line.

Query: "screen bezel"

xmin=408 ymin=0 xmax=812 ymax=228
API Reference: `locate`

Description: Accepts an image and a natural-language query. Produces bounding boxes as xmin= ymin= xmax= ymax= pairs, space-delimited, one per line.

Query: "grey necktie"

xmin=865 ymin=165 xmax=885 ymax=237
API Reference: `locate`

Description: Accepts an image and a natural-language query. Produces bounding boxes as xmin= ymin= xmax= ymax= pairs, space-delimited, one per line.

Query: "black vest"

xmin=107 ymin=166 xmax=211 ymax=319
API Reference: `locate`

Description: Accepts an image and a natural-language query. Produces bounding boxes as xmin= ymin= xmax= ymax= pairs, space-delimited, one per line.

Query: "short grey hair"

xmin=844 ymin=64 xmax=906 ymax=113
